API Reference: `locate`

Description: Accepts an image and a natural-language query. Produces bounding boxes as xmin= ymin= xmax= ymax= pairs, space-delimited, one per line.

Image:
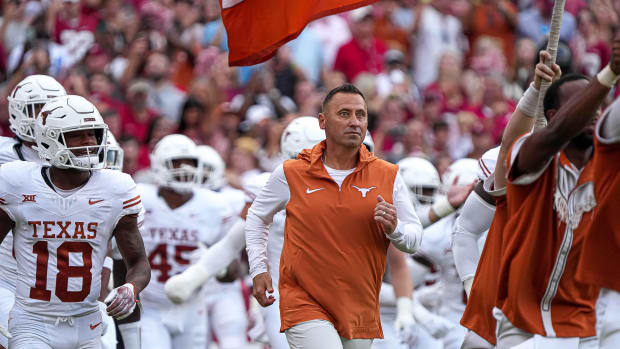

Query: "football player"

xmin=137 ymin=134 xmax=233 ymax=349
xmin=0 ymin=95 xmax=150 ymax=349
xmin=0 ymin=74 xmax=66 ymax=348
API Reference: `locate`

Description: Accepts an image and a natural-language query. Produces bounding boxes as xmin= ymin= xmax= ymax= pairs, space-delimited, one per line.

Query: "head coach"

xmin=245 ymin=83 xmax=423 ymax=349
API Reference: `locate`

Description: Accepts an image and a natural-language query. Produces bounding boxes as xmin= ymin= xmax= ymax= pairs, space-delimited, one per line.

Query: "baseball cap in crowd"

xmin=385 ymin=49 xmax=405 ymax=66
xmin=127 ymin=79 xmax=152 ymax=96
xmin=240 ymin=104 xmax=274 ymax=131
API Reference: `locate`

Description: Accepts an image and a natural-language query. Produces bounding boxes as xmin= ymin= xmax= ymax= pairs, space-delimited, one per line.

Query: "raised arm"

xmin=514 ymin=37 xmax=620 ymax=176
xmin=495 ymin=50 xmax=561 ymax=189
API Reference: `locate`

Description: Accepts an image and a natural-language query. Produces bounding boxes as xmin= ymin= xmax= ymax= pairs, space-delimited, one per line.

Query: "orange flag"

xmin=221 ymin=0 xmax=378 ymax=66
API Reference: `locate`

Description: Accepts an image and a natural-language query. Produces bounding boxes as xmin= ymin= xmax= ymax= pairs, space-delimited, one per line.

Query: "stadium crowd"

xmin=0 ymin=0 xmax=618 ymax=181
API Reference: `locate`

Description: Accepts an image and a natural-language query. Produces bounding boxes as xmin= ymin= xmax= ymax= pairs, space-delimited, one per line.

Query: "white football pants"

xmin=259 ymin=286 xmax=289 ymax=349
xmin=495 ymin=311 xmax=597 ymax=349
xmin=285 ymin=319 xmax=373 ymax=349
xmin=0 ymin=285 xmax=14 ymax=348
xmin=141 ymin=299 xmax=207 ymax=349
xmin=8 ymin=305 xmax=102 ymax=349
xmin=598 ymin=288 xmax=620 ymax=349
xmin=205 ymin=282 xmax=248 ymax=349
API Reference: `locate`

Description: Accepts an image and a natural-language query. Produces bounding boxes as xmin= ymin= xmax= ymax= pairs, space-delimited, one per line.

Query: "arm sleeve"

xmin=452 ymin=190 xmax=496 ymax=281
xmin=598 ymin=98 xmax=620 ymax=143
xmin=245 ymin=164 xmax=290 ymax=279
xmin=417 ymin=204 xmax=433 ymax=228
xmin=389 ymin=172 xmax=423 ymax=253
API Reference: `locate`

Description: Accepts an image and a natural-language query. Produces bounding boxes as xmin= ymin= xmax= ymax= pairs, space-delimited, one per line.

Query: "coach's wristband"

xmin=516 ymin=83 xmax=540 ymax=118
xmin=597 ymin=65 xmax=620 ymax=88
xmin=431 ymin=196 xmax=455 ymax=218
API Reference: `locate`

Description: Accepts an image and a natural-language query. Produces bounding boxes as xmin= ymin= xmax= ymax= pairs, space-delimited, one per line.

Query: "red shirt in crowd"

xmin=333 ymin=38 xmax=386 ymax=82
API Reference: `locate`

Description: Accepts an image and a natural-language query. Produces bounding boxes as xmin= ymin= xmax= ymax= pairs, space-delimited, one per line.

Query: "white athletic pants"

xmin=495 ymin=312 xmax=597 ymax=349
xmin=8 ymin=305 xmax=102 ymax=349
xmin=460 ymin=330 xmax=494 ymax=349
xmin=598 ymin=288 xmax=620 ymax=349
xmin=0 ymin=285 xmax=14 ymax=348
xmin=285 ymin=320 xmax=373 ymax=349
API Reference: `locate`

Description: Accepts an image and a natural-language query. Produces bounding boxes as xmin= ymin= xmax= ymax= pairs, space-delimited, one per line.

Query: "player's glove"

xmin=394 ymin=297 xmax=418 ymax=345
xmin=0 ymin=322 xmax=11 ymax=340
xmin=104 ymin=283 xmax=138 ymax=320
xmin=97 ymin=301 xmax=110 ymax=336
xmin=411 ymin=297 xmax=454 ymax=339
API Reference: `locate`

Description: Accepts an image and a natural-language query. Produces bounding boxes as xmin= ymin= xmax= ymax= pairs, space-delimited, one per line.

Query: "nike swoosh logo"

xmin=90 ymin=322 xmax=102 ymax=330
xmin=89 ymin=199 xmax=104 ymax=205
xmin=306 ymin=188 xmax=325 ymax=194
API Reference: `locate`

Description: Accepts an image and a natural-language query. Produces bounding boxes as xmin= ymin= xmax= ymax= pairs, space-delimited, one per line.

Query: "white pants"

xmin=259 ymin=286 xmax=289 ymax=349
xmin=598 ymin=288 xmax=620 ymax=349
xmin=495 ymin=312 xmax=597 ymax=349
xmin=141 ymin=300 xmax=207 ymax=349
xmin=8 ymin=305 xmax=102 ymax=349
xmin=460 ymin=330 xmax=494 ymax=349
xmin=285 ymin=320 xmax=373 ymax=349
xmin=205 ymin=283 xmax=248 ymax=349
xmin=0 ymin=285 xmax=14 ymax=348
xmin=99 ymin=310 xmax=116 ymax=349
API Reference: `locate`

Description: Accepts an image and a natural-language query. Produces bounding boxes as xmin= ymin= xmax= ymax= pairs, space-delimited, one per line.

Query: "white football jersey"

xmin=220 ymin=185 xmax=246 ymax=216
xmin=417 ymin=213 xmax=466 ymax=324
xmin=138 ymin=183 xmax=232 ymax=310
xmin=0 ymin=161 xmax=142 ymax=317
xmin=0 ymin=137 xmax=45 ymax=292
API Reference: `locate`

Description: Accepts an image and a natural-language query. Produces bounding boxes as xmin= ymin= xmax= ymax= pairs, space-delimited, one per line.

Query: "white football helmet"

xmin=7 ymin=75 xmax=67 ymax=142
xmin=150 ymin=134 xmax=200 ymax=193
xmin=195 ymin=145 xmax=226 ymax=191
xmin=363 ymin=130 xmax=375 ymax=153
xmin=280 ymin=116 xmax=326 ymax=159
xmin=397 ymin=157 xmax=441 ymax=206
xmin=105 ymin=133 xmax=124 ymax=171
xmin=477 ymin=146 xmax=500 ymax=181
xmin=441 ymin=158 xmax=479 ymax=194
xmin=34 ymin=95 xmax=108 ymax=171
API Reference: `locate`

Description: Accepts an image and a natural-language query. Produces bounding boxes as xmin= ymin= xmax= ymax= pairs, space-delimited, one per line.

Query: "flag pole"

xmin=534 ymin=0 xmax=567 ymax=130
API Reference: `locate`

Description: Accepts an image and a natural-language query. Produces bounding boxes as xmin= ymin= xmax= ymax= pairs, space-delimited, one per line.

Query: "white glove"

xmin=97 ymin=301 xmax=110 ymax=336
xmin=0 ymin=322 xmax=11 ymax=340
xmin=412 ymin=298 xmax=454 ymax=339
xmin=118 ymin=322 xmax=141 ymax=349
xmin=464 ymin=277 xmax=474 ymax=299
xmin=164 ymin=262 xmax=211 ymax=304
xmin=104 ymin=283 xmax=137 ymax=320
xmin=394 ymin=297 xmax=417 ymax=345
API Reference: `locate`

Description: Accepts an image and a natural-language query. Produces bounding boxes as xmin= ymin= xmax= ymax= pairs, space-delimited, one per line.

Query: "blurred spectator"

xmin=518 ymin=0 xmax=576 ymax=44
xmin=0 ymin=0 xmax=29 ymax=53
xmin=308 ymin=14 xmax=351 ymax=70
xmin=575 ymin=7 xmax=611 ymax=76
xmin=411 ymin=0 xmax=466 ymax=88
xmin=465 ymin=0 xmax=518 ymax=62
xmin=144 ymin=52 xmax=187 ymax=122
xmin=333 ymin=6 xmax=387 ymax=82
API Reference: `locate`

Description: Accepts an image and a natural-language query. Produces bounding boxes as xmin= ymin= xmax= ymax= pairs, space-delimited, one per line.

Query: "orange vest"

xmin=278 ymin=141 xmax=398 ymax=339
xmin=576 ymin=137 xmax=620 ymax=292
xmin=496 ymin=147 xmax=599 ymax=337
xmin=461 ymin=195 xmax=507 ymax=345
